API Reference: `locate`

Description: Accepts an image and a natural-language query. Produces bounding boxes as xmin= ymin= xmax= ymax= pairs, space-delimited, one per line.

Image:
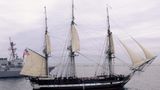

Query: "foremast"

xmin=106 ymin=7 xmax=114 ymax=77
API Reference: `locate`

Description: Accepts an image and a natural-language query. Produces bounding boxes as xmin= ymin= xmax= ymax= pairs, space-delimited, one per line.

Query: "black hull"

xmin=33 ymin=83 xmax=125 ymax=90
xmin=30 ymin=75 xmax=130 ymax=90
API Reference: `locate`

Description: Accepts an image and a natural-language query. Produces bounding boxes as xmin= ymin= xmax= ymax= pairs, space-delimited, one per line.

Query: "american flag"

xmin=23 ymin=49 xmax=29 ymax=59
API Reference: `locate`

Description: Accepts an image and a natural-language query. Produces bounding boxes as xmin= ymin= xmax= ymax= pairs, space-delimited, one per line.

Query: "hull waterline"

xmin=30 ymin=75 xmax=130 ymax=90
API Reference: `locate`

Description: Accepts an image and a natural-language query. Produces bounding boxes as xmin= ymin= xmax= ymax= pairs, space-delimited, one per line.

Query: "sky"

xmin=0 ymin=0 xmax=160 ymax=64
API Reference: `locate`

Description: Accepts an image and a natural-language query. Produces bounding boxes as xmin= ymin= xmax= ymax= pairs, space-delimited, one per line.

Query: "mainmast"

xmin=67 ymin=0 xmax=79 ymax=78
xmin=9 ymin=37 xmax=17 ymax=60
xmin=69 ymin=0 xmax=76 ymax=78
xmin=106 ymin=7 xmax=114 ymax=76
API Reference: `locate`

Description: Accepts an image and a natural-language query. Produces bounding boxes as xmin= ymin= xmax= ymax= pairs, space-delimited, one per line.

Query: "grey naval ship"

xmin=0 ymin=38 xmax=23 ymax=78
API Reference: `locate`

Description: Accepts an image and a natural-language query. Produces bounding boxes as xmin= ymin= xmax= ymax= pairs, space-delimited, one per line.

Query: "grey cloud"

xmin=0 ymin=0 xmax=160 ymax=64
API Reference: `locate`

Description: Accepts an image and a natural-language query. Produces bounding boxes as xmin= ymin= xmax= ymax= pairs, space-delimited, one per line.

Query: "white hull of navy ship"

xmin=20 ymin=0 xmax=157 ymax=90
xmin=0 ymin=38 xmax=23 ymax=78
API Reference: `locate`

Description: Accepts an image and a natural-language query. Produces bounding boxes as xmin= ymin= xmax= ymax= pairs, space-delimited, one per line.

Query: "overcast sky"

xmin=0 ymin=0 xmax=160 ymax=63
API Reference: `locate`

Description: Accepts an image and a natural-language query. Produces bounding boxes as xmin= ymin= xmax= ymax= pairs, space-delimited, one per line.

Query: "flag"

xmin=23 ymin=49 xmax=29 ymax=59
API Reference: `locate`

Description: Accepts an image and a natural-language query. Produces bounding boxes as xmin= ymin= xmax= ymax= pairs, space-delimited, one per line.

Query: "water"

xmin=0 ymin=65 xmax=159 ymax=90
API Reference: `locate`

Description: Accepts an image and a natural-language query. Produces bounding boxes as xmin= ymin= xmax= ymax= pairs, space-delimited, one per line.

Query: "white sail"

xmin=132 ymin=38 xmax=154 ymax=60
xmin=20 ymin=49 xmax=47 ymax=77
xmin=109 ymin=34 xmax=115 ymax=54
xmin=44 ymin=32 xmax=51 ymax=55
xmin=71 ymin=24 xmax=80 ymax=52
xmin=119 ymin=40 xmax=144 ymax=67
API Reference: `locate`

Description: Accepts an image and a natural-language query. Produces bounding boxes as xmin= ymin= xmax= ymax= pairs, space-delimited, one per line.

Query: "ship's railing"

xmin=0 ymin=58 xmax=7 ymax=60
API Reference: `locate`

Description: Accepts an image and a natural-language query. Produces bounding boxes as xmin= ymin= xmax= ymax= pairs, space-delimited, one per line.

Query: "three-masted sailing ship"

xmin=20 ymin=0 xmax=157 ymax=90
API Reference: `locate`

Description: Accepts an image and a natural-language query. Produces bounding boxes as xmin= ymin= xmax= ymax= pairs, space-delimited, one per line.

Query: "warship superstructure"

xmin=0 ymin=38 xmax=23 ymax=78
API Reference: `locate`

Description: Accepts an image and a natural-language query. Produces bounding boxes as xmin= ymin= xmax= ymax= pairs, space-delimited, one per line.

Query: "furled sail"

xmin=20 ymin=49 xmax=47 ymax=77
xmin=119 ymin=40 xmax=144 ymax=67
xmin=71 ymin=24 xmax=80 ymax=52
xmin=43 ymin=31 xmax=51 ymax=55
xmin=108 ymin=34 xmax=115 ymax=54
xmin=132 ymin=38 xmax=154 ymax=60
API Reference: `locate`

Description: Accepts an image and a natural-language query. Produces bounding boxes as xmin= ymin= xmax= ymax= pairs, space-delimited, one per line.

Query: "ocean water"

xmin=0 ymin=65 xmax=160 ymax=90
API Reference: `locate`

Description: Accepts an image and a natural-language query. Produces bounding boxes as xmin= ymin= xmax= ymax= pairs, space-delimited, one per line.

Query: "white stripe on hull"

xmin=32 ymin=81 xmax=124 ymax=89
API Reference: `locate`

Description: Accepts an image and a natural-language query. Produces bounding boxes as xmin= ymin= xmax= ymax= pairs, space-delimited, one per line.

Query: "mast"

xmin=69 ymin=0 xmax=76 ymax=78
xmin=21 ymin=6 xmax=51 ymax=77
xmin=9 ymin=37 xmax=17 ymax=60
xmin=44 ymin=6 xmax=48 ymax=34
xmin=72 ymin=0 xmax=75 ymax=25
xmin=70 ymin=0 xmax=76 ymax=78
xmin=106 ymin=6 xmax=114 ymax=76
xmin=44 ymin=6 xmax=49 ymax=76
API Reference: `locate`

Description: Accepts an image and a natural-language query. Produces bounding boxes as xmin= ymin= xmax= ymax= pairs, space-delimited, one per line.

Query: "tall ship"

xmin=21 ymin=0 xmax=157 ymax=90
xmin=0 ymin=38 xmax=23 ymax=78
